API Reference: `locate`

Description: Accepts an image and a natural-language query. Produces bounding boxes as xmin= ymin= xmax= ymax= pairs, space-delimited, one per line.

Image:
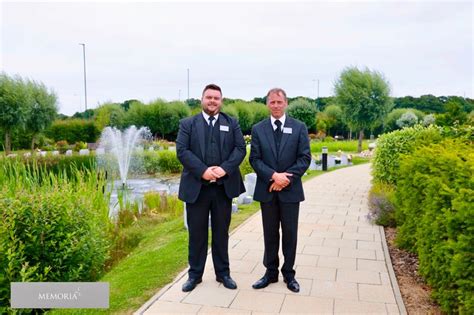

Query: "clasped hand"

xmin=269 ymin=172 xmax=292 ymax=192
xmin=202 ymin=166 xmax=226 ymax=181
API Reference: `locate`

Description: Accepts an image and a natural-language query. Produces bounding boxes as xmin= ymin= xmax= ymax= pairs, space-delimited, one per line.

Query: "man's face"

xmin=267 ymin=92 xmax=288 ymax=119
xmin=201 ymin=89 xmax=222 ymax=116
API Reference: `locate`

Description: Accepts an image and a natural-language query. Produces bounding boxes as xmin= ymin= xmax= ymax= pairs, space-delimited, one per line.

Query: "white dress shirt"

xmin=202 ymin=111 xmax=219 ymax=126
xmin=270 ymin=114 xmax=286 ymax=131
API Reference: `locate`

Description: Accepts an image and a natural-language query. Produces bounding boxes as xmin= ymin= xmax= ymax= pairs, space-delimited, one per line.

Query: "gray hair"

xmin=266 ymin=88 xmax=287 ymax=102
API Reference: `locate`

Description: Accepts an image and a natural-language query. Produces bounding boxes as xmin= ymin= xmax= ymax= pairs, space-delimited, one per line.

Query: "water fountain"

xmin=96 ymin=126 xmax=180 ymax=217
xmin=97 ymin=126 xmax=151 ymax=187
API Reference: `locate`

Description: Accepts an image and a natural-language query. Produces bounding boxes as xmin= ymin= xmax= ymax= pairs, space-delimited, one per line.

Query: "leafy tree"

xmin=123 ymin=101 xmax=150 ymax=129
xmin=146 ymin=100 xmax=190 ymax=139
xmin=24 ymin=80 xmax=58 ymax=150
xmin=316 ymin=96 xmax=336 ymax=111
xmin=185 ymin=98 xmax=201 ymax=108
xmin=287 ymin=98 xmax=317 ymax=132
xmin=120 ymin=99 xmax=140 ymax=111
xmin=0 ymin=74 xmax=29 ymax=154
xmin=251 ymin=102 xmax=269 ymax=125
xmin=323 ymin=104 xmax=346 ymax=136
xmin=94 ymin=103 xmax=126 ymax=130
xmin=72 ymin=109 xmax=94 ymax=119
xmin=232 ymin=101 xmax=254 ymax=134
xmin=335 ymin=67 xmax=393 ymax=152
xmin=435 ymin=100 xmax=468 ymax=126
xmin=221 ymin=105 xmax=239 ymax=119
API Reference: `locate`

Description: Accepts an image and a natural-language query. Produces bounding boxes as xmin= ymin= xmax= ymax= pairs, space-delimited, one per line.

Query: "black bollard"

xmin=322 ymin=146 xmax=328 ymax=171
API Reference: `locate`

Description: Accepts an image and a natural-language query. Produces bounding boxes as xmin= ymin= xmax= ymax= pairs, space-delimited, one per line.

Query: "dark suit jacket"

xmin=249 ymin=117 xmax=311 ymax=203
xmin=176 ymin=112 xmax=246 ymax=203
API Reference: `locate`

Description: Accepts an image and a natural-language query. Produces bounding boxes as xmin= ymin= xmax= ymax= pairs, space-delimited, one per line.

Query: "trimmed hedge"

xmin=45 ymin=119 xmax=100 ymax=143
xmin=372 ymin=125 xmax=443 ymax=185
xmin=394 ymin=140 xmax=474 ymax=313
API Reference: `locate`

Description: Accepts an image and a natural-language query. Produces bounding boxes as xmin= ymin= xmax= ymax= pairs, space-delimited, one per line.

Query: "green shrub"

xmin=157 ymin=150 xmax=182 ymax=173
xmin=74 ymin=141 xmax=88 ymax=152
xmin=0 ymin=161 xmax=111 ymax=310
xmin=372 ymin=125 xmax=443 ymax=185
xmin=142 ymin=150 xmax=182 ymax=174
xmin=384 ymin=108 xmax=425 ymax=132
xmin=394 ymin=140 xmax=474 ymax=313
xmin=288 ymin=98 xmax=317 ymax=132
xmin=45 ymin=119 xmax=100 ymax=143
xmin=56 ymin=140 xmax=69 ymax=153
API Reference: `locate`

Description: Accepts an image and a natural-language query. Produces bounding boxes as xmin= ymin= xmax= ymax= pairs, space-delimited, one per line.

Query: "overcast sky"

xmin=1 ymin=1 xmax=473 ymax=115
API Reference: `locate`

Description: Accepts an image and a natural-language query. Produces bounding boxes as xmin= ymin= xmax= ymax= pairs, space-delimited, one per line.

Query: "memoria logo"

xmin=38 ymin=288 xmax=81 ymax=301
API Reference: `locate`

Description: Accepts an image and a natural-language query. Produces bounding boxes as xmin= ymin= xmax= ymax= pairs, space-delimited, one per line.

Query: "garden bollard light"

xmin=322 ymin=146 xmax=328 ymax=171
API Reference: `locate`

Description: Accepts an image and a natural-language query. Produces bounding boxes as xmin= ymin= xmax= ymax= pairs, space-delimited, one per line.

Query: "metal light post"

xmin=313 ymin=78 xmax=320 ymax=109
xmin=79 ymin=43 xmax=88 ymax=111
xmin=187 ymin=68 xmax=190 ymax=101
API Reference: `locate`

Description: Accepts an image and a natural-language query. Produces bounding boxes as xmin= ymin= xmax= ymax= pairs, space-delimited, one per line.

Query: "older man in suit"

xmin=176 ymin=84 xmax=246 ymax=292
xmin=249 ymin=88 xmax=311 ymax=293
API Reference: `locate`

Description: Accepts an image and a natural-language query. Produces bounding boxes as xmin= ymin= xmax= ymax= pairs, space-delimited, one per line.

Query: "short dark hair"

xmin=202 ymin=84 xmax=222 ymax=96
xmin=266 ymin=88 xmax=287 ymax=102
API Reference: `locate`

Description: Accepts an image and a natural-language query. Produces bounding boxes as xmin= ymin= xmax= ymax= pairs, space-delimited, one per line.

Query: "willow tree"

xmin=334 ymin=67 xmax=392 ymax=152
xmin=0 ymin=74 xmax=29 ymax=154
xmin=25 ymin=80 xmax=58 ymax=151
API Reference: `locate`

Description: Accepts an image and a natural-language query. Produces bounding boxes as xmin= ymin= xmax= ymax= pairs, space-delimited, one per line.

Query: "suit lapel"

xmin=263 ymin=118 xmax=278 ymax=159
xmin=278 ymin=118 xmax=293 ymax=157
xmin=194 ymin=114 xmax=206 ymax=160
xmin=218 ymin=115 xmax=226 ymax=152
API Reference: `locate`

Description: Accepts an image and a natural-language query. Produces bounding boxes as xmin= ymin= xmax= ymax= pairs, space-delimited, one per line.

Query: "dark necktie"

xmin=208 ymin=116 xmax=215 ymax=129
xmin=274 ymin=119 xmax=282 ymax=150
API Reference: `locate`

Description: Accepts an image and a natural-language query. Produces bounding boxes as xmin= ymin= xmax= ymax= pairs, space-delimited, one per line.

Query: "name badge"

xmin=220 ymin=125 xmax=229 ymax=132
xmin=283 ymin=127 xmax=292 ymax=134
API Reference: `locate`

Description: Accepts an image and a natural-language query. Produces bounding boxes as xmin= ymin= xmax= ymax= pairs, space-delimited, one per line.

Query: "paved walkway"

xmin=137 ymin=164 xmax=405 ymax=314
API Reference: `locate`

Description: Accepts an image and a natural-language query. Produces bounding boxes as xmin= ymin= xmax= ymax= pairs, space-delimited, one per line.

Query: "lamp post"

xmin=79 ymin=43 xmax=88 ymax=111
xmin=312 ymin=78 xmax=319 ymax=109
xmin=187 ymin=68 xmax=190 ymax=101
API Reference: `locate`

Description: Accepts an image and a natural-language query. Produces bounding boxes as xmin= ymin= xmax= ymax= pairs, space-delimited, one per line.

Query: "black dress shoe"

xmin=252 ymin=276 xmax=278 ymax=289
xmin=216 ymin=275 xmax=237 ymax=289
xmin=182 ymin=278 xmax=202 ymax=292
xmin=284 ymin=278 xmax=300 ymax=293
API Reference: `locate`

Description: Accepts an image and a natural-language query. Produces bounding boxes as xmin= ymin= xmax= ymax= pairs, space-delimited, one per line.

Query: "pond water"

xmin=108 ymin=175 xmax=180 ymax=217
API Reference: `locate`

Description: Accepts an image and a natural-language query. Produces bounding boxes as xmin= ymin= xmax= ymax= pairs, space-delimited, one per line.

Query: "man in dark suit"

xmin=249 ymin=88 xmax=311 ymax=293
xmin=176 ymin=84 xmax=246 ymax=292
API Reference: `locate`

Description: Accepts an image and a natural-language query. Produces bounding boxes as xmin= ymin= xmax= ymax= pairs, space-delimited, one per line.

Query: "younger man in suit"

xmin=176 ymin=84 xmax=246 ymax=292
xmin=249 ymin=88 xmax=311 ymax=293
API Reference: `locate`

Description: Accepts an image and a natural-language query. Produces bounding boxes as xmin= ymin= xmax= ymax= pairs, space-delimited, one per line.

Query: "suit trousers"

xmin=186 ymin=184 xmax=232 ymax=279
xmin=260 ymin=193 xmax=300 ymax=280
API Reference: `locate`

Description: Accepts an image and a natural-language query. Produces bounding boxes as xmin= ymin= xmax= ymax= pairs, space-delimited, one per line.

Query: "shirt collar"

xmin=202 ymin=111 xmax=219 ymax=125
xmin=270 ymin=114 xmax=286 ymax=130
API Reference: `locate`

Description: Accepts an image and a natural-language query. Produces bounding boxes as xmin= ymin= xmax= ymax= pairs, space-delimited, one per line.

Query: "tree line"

xmin=1 ymin=68 xmax=473 ymax=153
